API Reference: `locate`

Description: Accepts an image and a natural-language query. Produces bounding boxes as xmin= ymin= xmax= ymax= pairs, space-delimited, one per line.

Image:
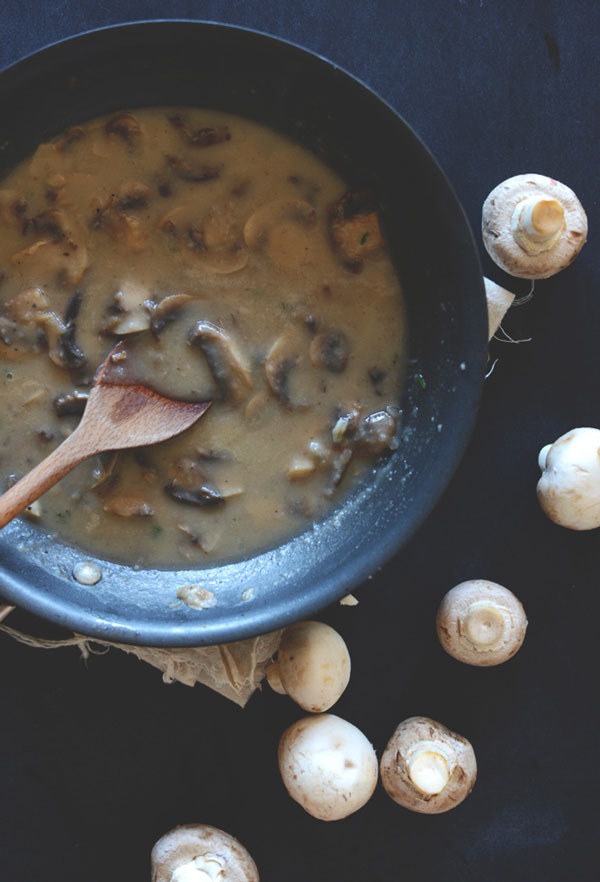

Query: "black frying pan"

xmin=0 ymin=21 xmax=487 ymax=646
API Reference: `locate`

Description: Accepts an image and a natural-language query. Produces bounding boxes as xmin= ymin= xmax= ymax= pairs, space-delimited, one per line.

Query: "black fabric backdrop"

xmin=0 ymin=2 xmax=598 ymax=880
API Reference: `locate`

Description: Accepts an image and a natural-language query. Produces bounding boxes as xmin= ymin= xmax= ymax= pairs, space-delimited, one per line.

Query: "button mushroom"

xmin=537 ymin=427 xmax=600 ymax=530
xmin=151 ymin=824 xmax=259 ymax=882
xmin=168 ymin=113 xmax=232 ymax=148
xmin=435 ymin=579 xmax=528 ymax=666
xmin=380 ymin=716 xmax=477 ymax=814
xmin=278 ymin=713 xmax=378 ymax=821
xmin=481 ymin=173 xmax=588 ymax=279
xmin=266 ymin=620 xmax=351 ymax=712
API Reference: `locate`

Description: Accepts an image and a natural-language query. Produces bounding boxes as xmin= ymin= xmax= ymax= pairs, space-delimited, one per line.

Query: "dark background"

xmin=1 ymin=2 xmax=598 ymax=880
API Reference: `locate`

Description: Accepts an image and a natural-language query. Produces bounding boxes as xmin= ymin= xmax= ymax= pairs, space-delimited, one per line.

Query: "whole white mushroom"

xmin=482 ymin=173 xmax=587 ymax=279
xmin=266 ymin=620 xmax=351 ymax=712
xmin=380 ymin=716 xmax=477 ymax=814
xmin=436 ymin=579 xmax=528 ymax=666
xmin=151 ymin=824 xmax=259 ymax=882
xmin=278 ymin=713 xmax=378 ymax=821
xmin=537 ymin=427 xmax=600 ymax=530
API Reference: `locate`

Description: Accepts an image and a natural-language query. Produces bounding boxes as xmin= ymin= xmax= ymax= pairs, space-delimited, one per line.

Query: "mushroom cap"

xmin=379 ymin=716 xmax=477 ymax=814
xmin=274 ymin=620 xmax=351 ymax=712
xmin=537 ymin=427 xmax=600 ymax=530
xmin=151 ymin=824 xmax=259 ymax=882
xmin=481 ymin=173 xmax=587 ymax=278
xmin=278 ymin=713 xmax=378 ymax=821
xmin=436 ymin=579 xmax=527 ymax=666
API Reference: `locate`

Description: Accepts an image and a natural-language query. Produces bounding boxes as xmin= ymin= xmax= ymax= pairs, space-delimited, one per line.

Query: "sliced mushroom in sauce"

xmin=308 ymin=328 xmax=350 ymax=373
xmin=188 ymin=320 xmax=253 ymax=405
xmin=105 ymin=112 xmax=143 ymax=144
xmin=328 ymin=189 xmax=384 ymax=271
xmin=150 ymin=293 xmax=193 ymax=337
xmin=168 ymin=113 xmax=232 ymax=148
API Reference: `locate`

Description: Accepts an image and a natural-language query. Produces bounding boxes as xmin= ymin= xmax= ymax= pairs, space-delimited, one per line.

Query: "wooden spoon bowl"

xmin=0 ymin=342 xmax=211 ymax=529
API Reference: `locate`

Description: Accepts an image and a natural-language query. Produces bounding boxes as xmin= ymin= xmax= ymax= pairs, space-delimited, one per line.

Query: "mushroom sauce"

xmin=0 ymin=107 xmax=406 ymax=567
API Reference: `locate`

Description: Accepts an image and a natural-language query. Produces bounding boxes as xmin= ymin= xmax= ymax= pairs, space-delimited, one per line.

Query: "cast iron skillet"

xmin=0 ymin=21 xmax=488 ymax=647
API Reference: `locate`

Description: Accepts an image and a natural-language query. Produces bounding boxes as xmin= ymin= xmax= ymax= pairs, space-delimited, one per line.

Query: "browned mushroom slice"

xmin=160 ymin=200 xmax=248 ymax=274
xmin=196 ymin=199 xmax=249 ymax=273
xmin=329 ymin=190 xmax=384 ymax=271
xmin=0 ymin=189 xmax=27 ymax=226
xmin=1 ymin=287 xmax=73 ymax=366
xmin=30 ymin=208 xmax=69 ymax=241
xmin=166 ymin=452 xmax=242 ymax=508
xmin=56 ymin=126 xmax=86 ymax=151
xmin=168 ymin=113 xmax=232 ymax=147
xmin=102 ymin=493 xmax=154 ymax=517
xmin=92 ymin=197 xmax=149 ymax=252
xmin=264 ymin=329 xmax=314 ymax=411
xmin=45 ymin=290 xmax=87 ymax=372
xmin=12 ymin=208 xmax=89 ymax=284
xmin=35 ymin=311 xmax=69 ymax=366
xmin=308 ymin=328 xmax=350 ymax=373
xmin=150 ymin=293 xmax=193 ymax=337
xmin=243 ymin=199 xmax=317 ymax=269
xmin=166 ymin=154 xmax=222 ymax=183
xmin=102 ymin=284 xmax=155 ymax=336
xmin=188 ymin=320 xmax=253 ymax=405
xmin=115 ymin=181 xmax=152 ymax=211
xmin=0 ymin=287 xmax=48 ymax=358
xmin=53 ymin=389 xmax=89 ymax=417
xmin=165 ymin=478 xmax=226 ymax=507
xmin=105 ymin=111 xmax=143 ymax=144
xmin=265 ymin=351 xmax=299 ymax=409
xmin=5 ymin=286 xmax=50 ymax=323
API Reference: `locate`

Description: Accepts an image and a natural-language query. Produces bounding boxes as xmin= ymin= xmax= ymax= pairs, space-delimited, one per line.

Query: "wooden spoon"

xmin=0 ymin=342 xmax=211 ymax=529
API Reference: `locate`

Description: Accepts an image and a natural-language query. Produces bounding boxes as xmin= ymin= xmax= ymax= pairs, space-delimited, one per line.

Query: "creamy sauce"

xmin=0 ymin=107 xmax=406 ymax=567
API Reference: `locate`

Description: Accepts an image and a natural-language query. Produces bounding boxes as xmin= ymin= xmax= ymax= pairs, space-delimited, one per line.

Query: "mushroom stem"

xmin=435 ymin=580 xmax=527 ymax=666
xmin=405 ymin=744 xmax=453 ymax=795
xmin=511 ymin=195 xmax=565 ymax=254
xmin=171 ymin=854 xmax=225 ymax=882
xmin=460 ymin=599 xmax=509 ymax=649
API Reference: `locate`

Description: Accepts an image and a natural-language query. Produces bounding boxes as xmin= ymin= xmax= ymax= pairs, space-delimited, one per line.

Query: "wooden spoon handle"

xmin=0 ymin=429 xmax=90 ymax=529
